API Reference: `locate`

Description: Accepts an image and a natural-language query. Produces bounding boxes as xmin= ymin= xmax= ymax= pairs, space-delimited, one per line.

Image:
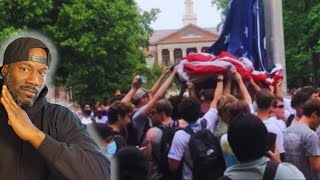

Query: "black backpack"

xmin=154 ymin=120 xmax=180 ymax=180
xmin=184 ymin=119 xmax=226 ymax=180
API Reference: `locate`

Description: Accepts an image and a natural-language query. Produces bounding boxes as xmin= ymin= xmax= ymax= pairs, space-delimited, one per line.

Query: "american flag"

xmin=206 ymin=0 xmax=272 ymax=72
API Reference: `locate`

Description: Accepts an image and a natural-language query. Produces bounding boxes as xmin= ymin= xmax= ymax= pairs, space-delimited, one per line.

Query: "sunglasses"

xmin=274 ymin=104 xmax=284 ymax=109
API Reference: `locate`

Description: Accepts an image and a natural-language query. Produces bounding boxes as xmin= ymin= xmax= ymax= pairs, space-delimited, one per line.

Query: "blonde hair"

xmin=217 ymin=94 xmax=238 ymax=124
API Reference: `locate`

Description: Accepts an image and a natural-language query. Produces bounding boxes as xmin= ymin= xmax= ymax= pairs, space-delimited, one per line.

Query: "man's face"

xmin=272 ymin=100 xmax=285 ymax=120
xmin=1 ymin=48 xmax=48 ymax=108
xmin=140 ymin=93 xmax=150 ymax=105
xmin=149 ymin=109 xmax=162 ymax=125
xmin=83 ymin=104 xmax=92 ymax=116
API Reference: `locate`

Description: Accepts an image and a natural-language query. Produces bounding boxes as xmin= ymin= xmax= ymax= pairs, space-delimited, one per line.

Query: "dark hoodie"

xmin=0 ymin=82 xmax=110 ymax=180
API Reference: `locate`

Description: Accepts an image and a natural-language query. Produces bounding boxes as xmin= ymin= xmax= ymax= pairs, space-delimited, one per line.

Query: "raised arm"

xmin=223 ymin=72 xmax=232 ymax=95
xmin=234 ymin=72 xmax=252 ymax=105
xmin=121 ymin=75 xmax=142 ymax=104
xmin=142 ymin=68 xmax=178 ymax=116
xmin=149 ymin=67 xmax=171 ymax=96
xmin=211 ymin=74 xmax=224 ymax=109
xmin=249 ymin=77 xmax=261 ymax=93
xmin=274 ymin=79 xmax=283 ymax=99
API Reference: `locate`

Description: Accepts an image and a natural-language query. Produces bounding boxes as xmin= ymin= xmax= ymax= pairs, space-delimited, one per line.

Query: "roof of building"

xmin=149 ymin=24 xmax=220 ymax=45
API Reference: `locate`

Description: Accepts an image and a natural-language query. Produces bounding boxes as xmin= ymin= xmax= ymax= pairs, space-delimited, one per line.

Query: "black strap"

xmin=286 ymin=114 xmax=295 ymax=127
xmin=182 ymin=126 xmax=194 ymax=170
xmin=183 ymin=126 xmax=194 ymax=135
xmin=217 ymin=176 xmax=232 ymax=180
xmin=262 ymin=161 xmax=279 ymax=180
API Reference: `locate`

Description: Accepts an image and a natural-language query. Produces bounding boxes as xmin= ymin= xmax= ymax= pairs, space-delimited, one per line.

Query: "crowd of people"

xmin=5 ymin=34 xmax=320 ymax=180
xmin=75 ymin=64 xmax=320 ymax=180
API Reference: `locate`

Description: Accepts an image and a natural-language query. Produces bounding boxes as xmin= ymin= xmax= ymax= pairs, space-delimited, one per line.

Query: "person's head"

xmin=178 ymin=96 xmax=201 ymax=123
xmin=115 ymin=146 xmax=148 ymax=180
xmin=95 ymin=107 xmax=104 ymax=119
xmin=228 ymin=113 xmax=268 ymax=162
xmin=109 ymin=94 xmax=125 ymax=104
xmin=108 ymin=101 xmax=133 ymax=128
xmin=229 ymin=100 xmax=250 ymax=122
xmin=302 ymin=99 xmax=320 ymax=128
xmin=82 ymin=103 xmax=92 ymax=117
xmin=168 ymin=95 xmax=182 ymax=120
xmin=291 ymin=87 xmax=319 ymax=118
xmin=149 ymin=99 xmax=173 ymax=125
xmin=1 ymin=37 xmax=51 ymax=108
xmin=255 ymin=89 xmax=275 ymax=111
xmin=94 ymin=123 xmax=113 ymax=144
xmin=132 ymin=88 xmax=149 ymax=107
xmin=272 ymin=97 xmax=285 ymax=120
xmin=199 ymin=88 xmax=214 ymax=113
xmin=217 ymin=94 xmax=238 ymax=124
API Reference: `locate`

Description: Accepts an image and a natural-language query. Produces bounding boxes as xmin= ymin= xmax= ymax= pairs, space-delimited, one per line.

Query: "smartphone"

xmin=138 ymin=75 xmax=147 ymax=83
xmin=267 ymin=132 xmax=277 ymax=153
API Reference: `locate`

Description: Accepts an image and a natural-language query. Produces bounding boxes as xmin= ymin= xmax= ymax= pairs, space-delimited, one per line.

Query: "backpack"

xmin=154 ymin=120 xmax=180 ymax=180
xmin=184 ymin=119 xmax=226 ymax=180
xmin=127 ymin=109 xmax=152 ymax=146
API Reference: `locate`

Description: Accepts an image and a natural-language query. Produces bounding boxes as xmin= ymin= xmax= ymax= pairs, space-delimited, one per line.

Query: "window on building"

xmin=174 ymin=49 xmax=182 ymax=63
xmin=181 ymin=30 xmax=201 ymax=38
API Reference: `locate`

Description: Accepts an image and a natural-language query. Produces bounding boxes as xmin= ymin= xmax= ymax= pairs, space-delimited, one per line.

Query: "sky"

xmin=135 ymin=0 xmax=223 ymax=30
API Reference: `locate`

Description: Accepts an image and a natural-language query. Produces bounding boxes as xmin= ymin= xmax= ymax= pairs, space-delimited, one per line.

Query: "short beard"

xmin=3 ymin=72 xmax=38 ymax=108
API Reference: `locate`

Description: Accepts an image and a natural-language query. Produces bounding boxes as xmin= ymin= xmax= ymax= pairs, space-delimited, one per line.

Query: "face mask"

xmin=83 ymin=110 xmax=91 ymax=116
xmin=96 ymin=112 xmax=102 ymax=119
xmin=106 ymin=141 xmax=117 ymax=157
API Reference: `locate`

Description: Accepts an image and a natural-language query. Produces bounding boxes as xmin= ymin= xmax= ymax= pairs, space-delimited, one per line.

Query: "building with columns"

xmin=145 ymin=0 xmax=220 ymax=67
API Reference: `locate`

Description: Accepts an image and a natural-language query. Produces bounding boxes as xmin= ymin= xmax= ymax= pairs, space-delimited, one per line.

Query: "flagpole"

xmin=263 ymin=0 xmax=287 ymax=95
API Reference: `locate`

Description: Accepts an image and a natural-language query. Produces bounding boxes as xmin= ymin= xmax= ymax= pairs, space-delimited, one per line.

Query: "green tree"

xmin=0 ymin=0 xmax=159 ymax=103
xmin=212 ymin=0 xmax=320 ymax=87
xmin=283 ymin=0 xmax=320 ymax=87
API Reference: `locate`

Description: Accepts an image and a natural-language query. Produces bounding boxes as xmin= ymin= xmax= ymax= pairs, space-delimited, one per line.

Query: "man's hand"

xmin=132 ymin=75 xmax=142 ymax=89
xmin=1 ymin=85 xmax=45 ymax=149
xmin=267 ymin=148 xmax=281 ymax=163
xmin=162 ymin=66 xmax=171 ymax=74
xmin=232 ymin=72 xmax=242 ymax=82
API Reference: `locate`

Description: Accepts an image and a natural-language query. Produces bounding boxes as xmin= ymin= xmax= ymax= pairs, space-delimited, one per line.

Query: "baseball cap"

xmin=1 ymin=37 xmax=51 ymax=69
xmin=133 ymin=88 xmax=149 ymax=102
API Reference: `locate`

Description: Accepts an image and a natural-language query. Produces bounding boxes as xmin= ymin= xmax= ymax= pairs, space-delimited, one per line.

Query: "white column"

xmin=169 ymin=48 xmax=174 ymax=65
xmin=196 ymin=47 xmax=202 ymax=53
xmin=157 ymin=49 xmax=163 ymax=66
xmin=182 ymin=48 xmax=187 ymax=58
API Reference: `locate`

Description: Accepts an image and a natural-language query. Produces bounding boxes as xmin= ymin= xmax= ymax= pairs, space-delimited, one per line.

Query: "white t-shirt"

xmin=263 ymin=116 xmax=285 ymax=153
xmin=95 ymin=116 xmax=108 ymax=124
xmin=81 ymin=116 xmax=93 ymax=124
xmin=168 ymin=108 xmax=218 ymax=180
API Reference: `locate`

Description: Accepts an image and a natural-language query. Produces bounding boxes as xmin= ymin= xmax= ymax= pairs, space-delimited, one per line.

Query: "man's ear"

xmin=1 ymin=64 xmax=9 ymax=77
xmin=311 ymin=111 xmax=318 ymax=120
xmin=117 ymin=114 xmax=122 ymax=121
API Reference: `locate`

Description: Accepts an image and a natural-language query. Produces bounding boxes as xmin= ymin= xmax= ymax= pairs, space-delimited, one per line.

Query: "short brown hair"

xmin=108 ymin=101 xmax=133 ymax=124
xmin=302 ymin=99 xmax=320 ymax=117
xmin=255 ymin=89 xmax=275 ymax=110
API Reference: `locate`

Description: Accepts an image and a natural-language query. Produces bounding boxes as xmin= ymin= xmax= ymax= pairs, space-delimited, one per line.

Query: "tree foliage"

xmin=212 ymin=0 xmax=320 ymax=87
xmin=0 ymin=0 xmax=159 ymax=103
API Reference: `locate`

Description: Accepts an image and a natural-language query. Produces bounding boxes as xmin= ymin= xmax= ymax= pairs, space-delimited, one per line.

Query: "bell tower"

xmin=182 ymin=0 xmax=197 ymax=26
